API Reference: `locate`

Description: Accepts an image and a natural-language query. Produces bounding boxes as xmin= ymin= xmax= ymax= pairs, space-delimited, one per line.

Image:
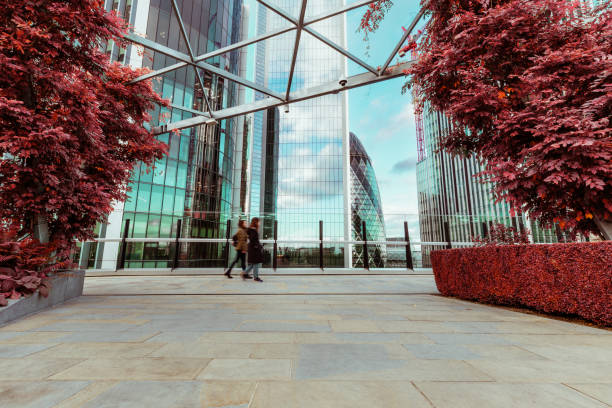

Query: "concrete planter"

xmin=0 ymin=270 xmax=85 ymax=327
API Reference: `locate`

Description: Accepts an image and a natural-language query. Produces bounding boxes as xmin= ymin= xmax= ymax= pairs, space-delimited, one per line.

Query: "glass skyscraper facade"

xmin=350 ymin=133 xmax=387 ymax=268
xmin=253 ymin=0 xmax=350 ymax=266
xmin=81 ymin=0 xmax=245 ymax=269
xmin=416 ymin=107 xmax=564 ymax=267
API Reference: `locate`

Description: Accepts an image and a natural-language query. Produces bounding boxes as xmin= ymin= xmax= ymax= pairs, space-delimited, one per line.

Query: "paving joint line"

xmin=83 ymin=292 xmax=438 ymax=296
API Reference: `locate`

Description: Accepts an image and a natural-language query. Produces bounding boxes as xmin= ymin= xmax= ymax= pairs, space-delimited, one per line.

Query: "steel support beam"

xmin=380 ymin=8 xmax=425 ymax=75
xmin=126 ymin=33 xmax=285 ymax=100
xmin=153 ymin=60 xmax=413 ymax=134
xmin=170 ymin=0 xmax=213 ymax=116
xmin=129 ymin=26 xmax=297 ymax=84
xmin=304 ymin=26 xmax=377 ymax=74
xmin=257 ymin=0 xmax=377 ymax=75
xmin=129 ymin=0 xmax=382 ymax=85
xmin=286 ymin=0 xmax=308 ymax=100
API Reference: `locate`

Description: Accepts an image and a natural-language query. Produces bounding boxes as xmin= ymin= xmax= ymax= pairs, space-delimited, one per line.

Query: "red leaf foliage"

xmin=405 ymin=0 xmax=612 ymax=235
xmin=431 ymin=242 xmax=612 ymax=326
xmin=359 ymin=0 xmax=394 ymax=39
xmin=0 ymin=228 xmax=64 ymax=306
xmin=472 ymin=222 xmax=530 ymax=246
xmin=0 ymin=0 xmax=168 ymax=256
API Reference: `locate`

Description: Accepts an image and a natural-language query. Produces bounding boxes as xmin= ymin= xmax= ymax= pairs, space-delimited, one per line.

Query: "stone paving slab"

xmin=84 ymin=275 xmax=439 ymax=295
xmin=0 ymin=275 xmax=609 ymax=407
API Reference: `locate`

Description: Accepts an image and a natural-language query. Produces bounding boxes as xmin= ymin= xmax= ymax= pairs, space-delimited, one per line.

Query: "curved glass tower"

xmin=349 ymin=132 xmax=387 ymax=268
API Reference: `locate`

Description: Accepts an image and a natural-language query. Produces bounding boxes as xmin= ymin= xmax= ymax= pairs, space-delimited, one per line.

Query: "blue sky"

xmin=345 ymin=1 xmax=423 ymax=218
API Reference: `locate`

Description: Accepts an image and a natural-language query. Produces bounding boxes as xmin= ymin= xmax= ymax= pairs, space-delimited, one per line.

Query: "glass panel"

xmin=152 ymin=158 xmax=166 ymax=185
xmin=140 ymin=165 xmax=153 ymax=183
xmin=169 ymin=134 xmax=179 ymax=159
xmin=162 ymin=187 xmax=175 ymax=214
xmin=165 ymin=160 xmax=177 ymax=187
xmin=123 ymin=184 xmax=137 ymax=212
xmin=147 ymin=216 xmax=161 ymax=237
xmin=179 ymin=135 xmax=190 ymax=162
xmin=133 ymin=214 xmax=148 ymax=238
xmin=176 ymin=163 xmax=188 ymax=189
xmin=174 ymin=189 xmax=185 ymax=215
xmin=160 ymin=216 xmax=173 ymax=237
xmin=150 ymin=185 xmax=163 ymax=213
xmin=136 ymin=183 xmax=151 ymax=212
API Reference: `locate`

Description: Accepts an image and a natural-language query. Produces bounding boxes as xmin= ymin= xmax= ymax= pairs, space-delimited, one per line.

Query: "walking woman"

xmin=224 ymin=219 xmax=248 ymax=279
xmin=244 ymin=217 xmax=264 ymax=282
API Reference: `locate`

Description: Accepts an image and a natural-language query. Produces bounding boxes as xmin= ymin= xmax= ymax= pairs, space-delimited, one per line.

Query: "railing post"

xmin=172 ymin=219 xmax=182 ymax=271
xmin=362 ymin=221 xmax=369 ymax=270
xmin=444 ymin=221 xmax=452 ymax=249
xmin=404 ymin=221 xmax=414 ymax=270
xmin=319 ymin=220 xmax=324 ymax=270
xmin=481 ymin=221 xmax=488 ymax=239
xmin=555 ymin=224 xmax=565 ymax=243
xmin=273 ymin=219 xmax=278 ymax=271
xmin=117 ymin=219 xmax=130 ymax=271
xmin=223 ymin=219 xmax=231 ymax=267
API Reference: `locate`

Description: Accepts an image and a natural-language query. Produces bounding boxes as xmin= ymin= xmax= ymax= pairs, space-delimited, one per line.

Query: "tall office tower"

xmin=349 ymin=133 xmax=387 ymax=268
xmin=255 ymin=1 xmax=351 ymax=267
xmin=80 ymin=0 xmax=244 ymax=269
xmin=416 ymin=107 xmax=563 ymax=266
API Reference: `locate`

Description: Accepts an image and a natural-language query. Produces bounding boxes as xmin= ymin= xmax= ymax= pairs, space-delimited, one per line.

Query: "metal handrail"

xmin=80 ymin=237 xmax=474 ymax=246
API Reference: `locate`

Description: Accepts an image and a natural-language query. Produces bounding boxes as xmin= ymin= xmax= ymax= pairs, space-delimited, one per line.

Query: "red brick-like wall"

xmin=431 ymin=242 xmax=612 ymax=326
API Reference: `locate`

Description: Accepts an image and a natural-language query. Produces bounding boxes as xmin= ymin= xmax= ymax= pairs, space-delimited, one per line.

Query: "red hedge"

xmin=431 ymin=242 xmax=612 ymax=326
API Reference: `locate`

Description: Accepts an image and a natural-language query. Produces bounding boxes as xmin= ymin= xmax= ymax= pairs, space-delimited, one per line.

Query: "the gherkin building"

xmin=350 ymin=132 xmax=387 ymax=268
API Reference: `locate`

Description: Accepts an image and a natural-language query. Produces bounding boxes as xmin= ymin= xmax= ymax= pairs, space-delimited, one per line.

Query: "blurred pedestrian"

xmin=244 ymin=217 xmax=264 ymax=282
xmin=224 ymin=219 xmax=248 ymax=279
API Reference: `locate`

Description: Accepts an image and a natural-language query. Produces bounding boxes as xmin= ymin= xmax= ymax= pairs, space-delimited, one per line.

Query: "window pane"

xmin=166 ymin=160 xmax=177 ymax=187
xmin=160 ymin=216 xmax=173 ymax=237
xmin=174 ymin=189 xmax=185 ymax=215
xmin=147 ymin=216 xmax=161 ymax=237
xmin=179 ymin=135 xmax=190 ymax=162
xmin=124 ymin=184 xmax=137 ymax=212
xmin=150 ymin=185 xmax=163 ymax=213
xmin=153 ymin=158 xmax=166 ymax=185
xmin=162 ymin=187 xmax=175 ymax=214
xmin=133 ymin=214 xmax=148 ymax=238
xmin=176 ymin=163 xmax=188 ymax=189
xmin=136 ymin=183 xmax=151 ymax=212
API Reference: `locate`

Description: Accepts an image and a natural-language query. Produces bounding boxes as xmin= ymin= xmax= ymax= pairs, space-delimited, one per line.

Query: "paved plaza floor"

xmin=0 ymin=274 xmax=610 ymax=407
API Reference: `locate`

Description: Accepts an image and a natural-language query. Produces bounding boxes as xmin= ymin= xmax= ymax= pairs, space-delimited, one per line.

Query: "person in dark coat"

xmin=224 ymin=219 xmax=248 ymax=279
xmin=243 ymin=217 xmax=264 ymax=282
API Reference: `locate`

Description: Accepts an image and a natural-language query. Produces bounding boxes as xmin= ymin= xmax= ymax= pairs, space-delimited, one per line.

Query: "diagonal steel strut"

xmin=285 ymin=0 xmax=308 ymax=100
xmin=129 ymin=0 xmax=381 ymax=85
xmin=256 ymin=0 xmax=377 ymax=75
xmin=380 ymin=8 xmax=425 ymax=75
xmin=153 ymin=60 xmax=414 ymax=135
xmin=170 ymin=0 xmax=214 ymax=116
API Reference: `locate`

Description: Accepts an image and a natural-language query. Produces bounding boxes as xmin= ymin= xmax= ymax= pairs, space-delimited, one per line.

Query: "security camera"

xmin=339 ymin=77 xmax=347 ymax=87
xmin=284 ymin=104 xmax=290 ymax=113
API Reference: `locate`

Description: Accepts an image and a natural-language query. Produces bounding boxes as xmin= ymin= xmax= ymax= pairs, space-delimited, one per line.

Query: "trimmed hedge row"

xmin=431 ymin=242 xmax=612 ymax=326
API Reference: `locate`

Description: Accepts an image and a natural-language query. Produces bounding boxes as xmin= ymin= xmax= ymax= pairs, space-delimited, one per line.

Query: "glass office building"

xmin=350 ymin=133 xmax=387 ymax=268
xmin=416 ymin=107 xmax=564 ymax=267
xmin=253 ymin=0 xmax=351 ymax=267
xmin=80 ymin=0 xmax=245 ymax=269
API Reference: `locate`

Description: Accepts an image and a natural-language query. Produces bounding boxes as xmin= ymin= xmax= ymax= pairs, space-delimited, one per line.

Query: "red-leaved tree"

xmin=0 ymin=0 xmax=167 ymax=259
xmin=364 ymin=0 xmax=612 ymax=237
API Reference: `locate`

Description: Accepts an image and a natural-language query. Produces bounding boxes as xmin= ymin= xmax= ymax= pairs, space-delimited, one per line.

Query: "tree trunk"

xmin=594 ymin=216 xmax=612 ymax=241
xmin=34 ymin=214 xmax=50 ymax=244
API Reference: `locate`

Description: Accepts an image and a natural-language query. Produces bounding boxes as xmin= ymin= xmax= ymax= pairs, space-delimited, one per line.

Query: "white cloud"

xmin=376 ymin=103 xmax=416 ymax=141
